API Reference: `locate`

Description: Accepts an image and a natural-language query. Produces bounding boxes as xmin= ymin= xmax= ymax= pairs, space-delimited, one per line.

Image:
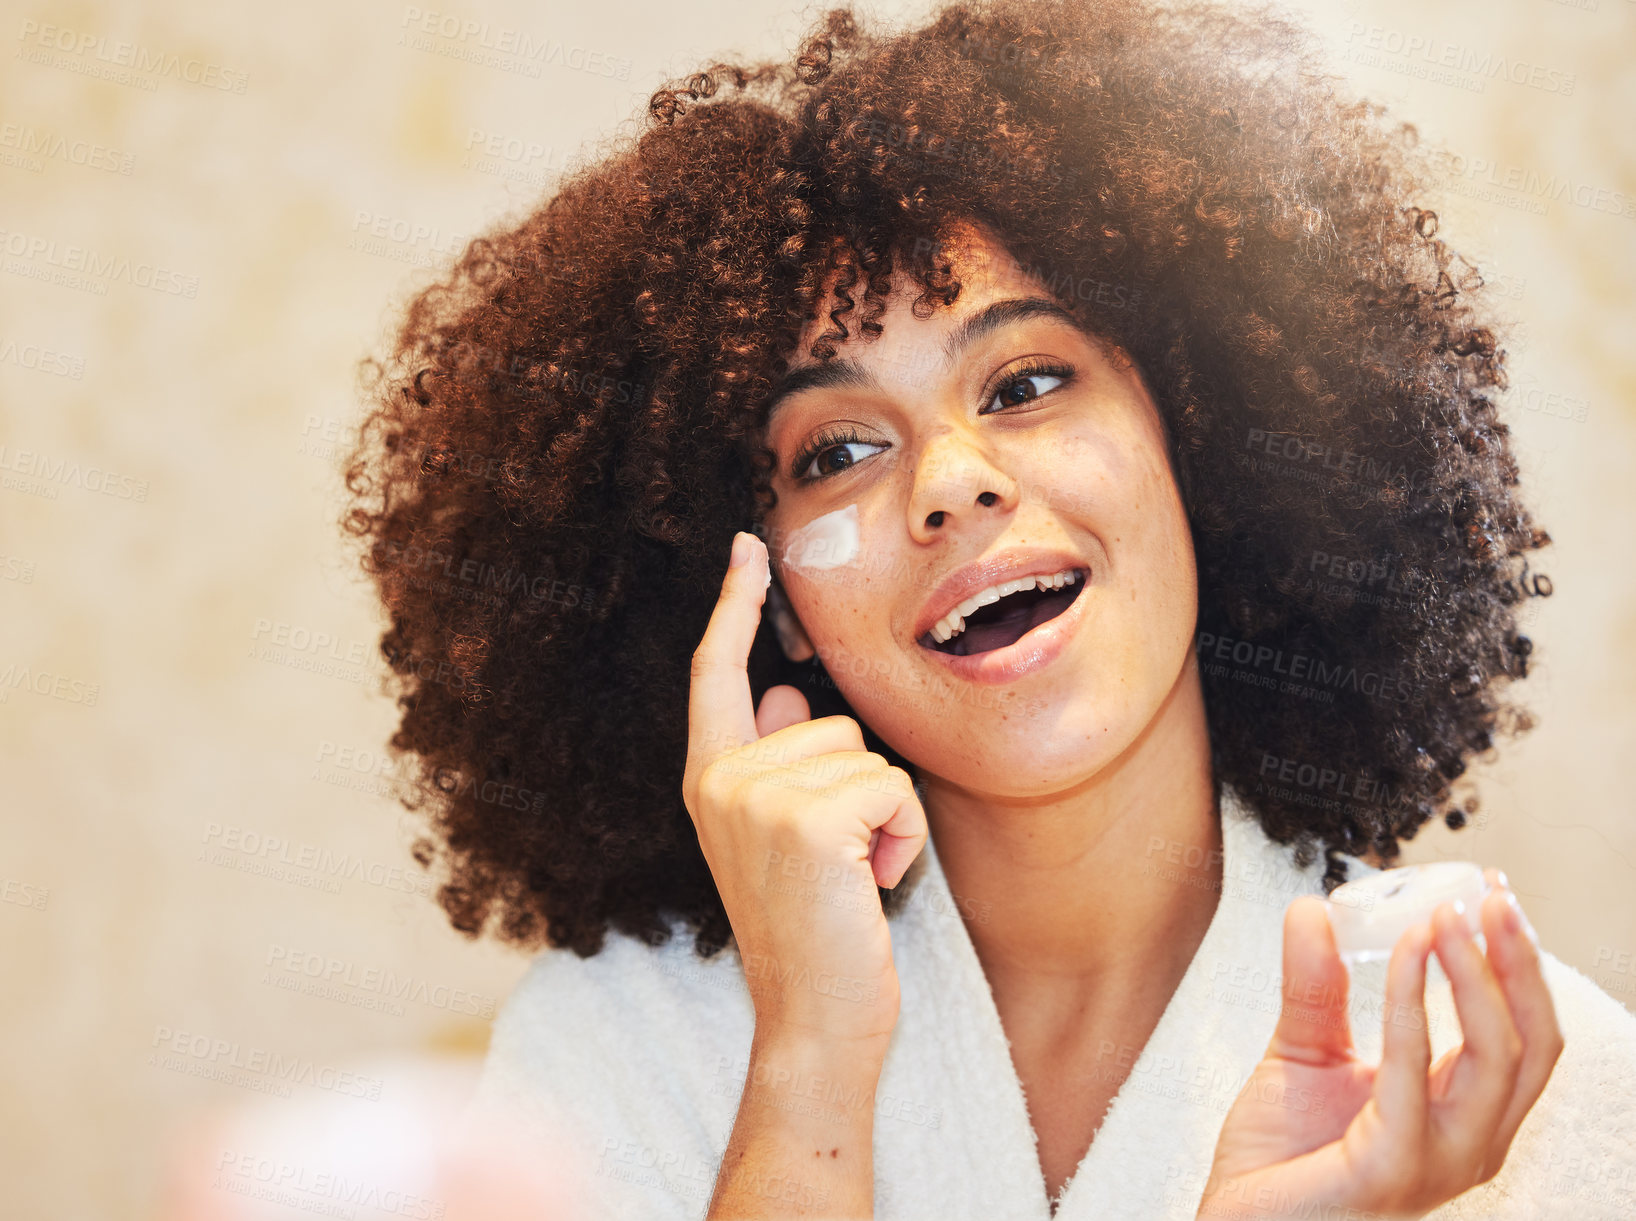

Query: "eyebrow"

xmin=764 ymin=295 xmax=1082 ymax=422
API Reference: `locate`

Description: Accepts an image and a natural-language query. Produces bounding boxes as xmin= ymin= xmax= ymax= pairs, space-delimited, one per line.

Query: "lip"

xmin=916 ymin=564 xmax=1091 ymax=685
xmin=913 ymin=546 xmax=1091 ymax=642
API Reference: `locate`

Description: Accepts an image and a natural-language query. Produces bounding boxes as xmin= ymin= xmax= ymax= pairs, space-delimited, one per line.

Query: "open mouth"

xmin=918 ymin=569 xmax=1088 ymax=657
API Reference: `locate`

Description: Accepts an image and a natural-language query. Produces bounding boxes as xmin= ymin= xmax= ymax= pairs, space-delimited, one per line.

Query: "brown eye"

xmin=814 ymin=442 xmax=862 ymax=476
xmin=989 ymin=370 xmax=1067 ymax=412
xmin=795 ymin=436 xmax=887 ymax=482
xmin=982 ymin=361 xmax=1074 ymax=416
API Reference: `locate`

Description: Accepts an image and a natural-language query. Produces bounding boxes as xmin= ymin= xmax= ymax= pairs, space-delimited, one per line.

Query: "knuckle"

xmin=694 ymin=764 xmax=720 ymax=810
xmin=1501 ymin=1031 xmax=1525 ymax=1070
xmin=762 ymin=768 xmax=815 ymax=801
xmin=1461 ymin=1148 xmax=1492 ymax=1187
xmin=759 ymin=803 xmax=807 ymax=841
xmin=1372 ymin=1163 xmax=1420 ymax=1206
xmin=888 ymin=767 xmax=923 ymax=806
xmin=689 ymin=647 xmax=715 ymax=681
xmin=696 ymin=760 xmax=739 ymax=811
xmin=824 ymin=714 xmax=866 ymax=747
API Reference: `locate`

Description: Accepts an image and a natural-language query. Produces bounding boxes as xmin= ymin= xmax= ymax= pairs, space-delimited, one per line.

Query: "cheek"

xmin=777 ymin=502 xmax=861 ymax=572
xmin=1115 ymin=445 xmax=1199 ymax=641
xmin=774 ymin=501 xmax=879 ymax=648
xmin=1054 ymin=409 xmax=1179 ymax=522
xmin=1048 ymin=423 xmax=1195 ymax=617
xmin=1030 ymin=422 xmax=1145 ymax=521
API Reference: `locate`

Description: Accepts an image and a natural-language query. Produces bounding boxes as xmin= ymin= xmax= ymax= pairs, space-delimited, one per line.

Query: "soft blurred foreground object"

xmin=160 ymin=1051 xmax=591 ymax=1220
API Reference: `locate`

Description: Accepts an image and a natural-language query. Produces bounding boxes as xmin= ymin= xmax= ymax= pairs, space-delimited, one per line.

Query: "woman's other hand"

xmin=1196 ymin=869 xmax=1565 ymax=1220
xmin=682 ymin=530 xmax=929 ymax=1049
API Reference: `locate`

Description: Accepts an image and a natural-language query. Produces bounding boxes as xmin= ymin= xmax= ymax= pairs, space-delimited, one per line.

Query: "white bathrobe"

xmin=471 ymin=786 xmax=1636 ymax=1219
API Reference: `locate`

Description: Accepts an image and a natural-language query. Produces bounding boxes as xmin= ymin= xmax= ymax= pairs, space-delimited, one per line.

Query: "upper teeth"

xmin=928 ymin=568 xmax=1081 ymax=644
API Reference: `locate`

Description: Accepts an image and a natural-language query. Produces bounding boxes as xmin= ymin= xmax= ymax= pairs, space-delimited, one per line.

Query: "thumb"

xmin=1267 ymin=895 xmax=1355 ymax=1064
xmin=754 ymin=684 xmax=812 ymax=737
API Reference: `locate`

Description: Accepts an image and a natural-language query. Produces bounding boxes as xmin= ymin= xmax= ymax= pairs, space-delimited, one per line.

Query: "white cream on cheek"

xmin=778 ymin=502 xmax=862 ymax=572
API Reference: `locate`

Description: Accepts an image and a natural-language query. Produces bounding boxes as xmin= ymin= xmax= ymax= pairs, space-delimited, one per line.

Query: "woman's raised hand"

xmin=682 ymin=530 xmax=929 ymax=1048
xmin=1196 ymin=869 xmax=1564 ymax=1220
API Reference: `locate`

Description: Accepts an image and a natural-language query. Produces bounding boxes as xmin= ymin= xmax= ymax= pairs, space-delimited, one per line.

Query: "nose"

xmin=905 ymin=429 xmax=1020 ymax=541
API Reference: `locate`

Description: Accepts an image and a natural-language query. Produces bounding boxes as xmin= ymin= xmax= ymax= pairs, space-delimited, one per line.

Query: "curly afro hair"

xmin=339 ymin=0 xmax=1552 ymax=961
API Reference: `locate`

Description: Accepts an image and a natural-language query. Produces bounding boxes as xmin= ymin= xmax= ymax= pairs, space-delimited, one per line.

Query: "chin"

xmin=863 ymin=687 xmax=1146 ymax=797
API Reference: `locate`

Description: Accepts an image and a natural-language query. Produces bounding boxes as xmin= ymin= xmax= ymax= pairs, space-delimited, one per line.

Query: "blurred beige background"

xmin=0 ymin=0 xmax=1631 ymax=1216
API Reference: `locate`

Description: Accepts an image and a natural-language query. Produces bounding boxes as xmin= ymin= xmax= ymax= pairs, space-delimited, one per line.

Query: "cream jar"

xmin=1325 ymin=861 xmax=1493 ymax=966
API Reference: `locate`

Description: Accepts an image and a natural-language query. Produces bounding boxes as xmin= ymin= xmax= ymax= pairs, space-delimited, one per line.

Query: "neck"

xmin=916 ymin=653 xmax=1223 ymax=1024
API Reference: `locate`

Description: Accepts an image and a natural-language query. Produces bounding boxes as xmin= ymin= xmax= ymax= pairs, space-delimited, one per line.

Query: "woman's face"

xmin=759 ymin=223 xmax=1200 ymax=797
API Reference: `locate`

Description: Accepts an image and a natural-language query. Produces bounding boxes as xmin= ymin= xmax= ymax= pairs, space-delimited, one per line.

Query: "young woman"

xmin=340 ymin=0 xmax=1636 ymax=1217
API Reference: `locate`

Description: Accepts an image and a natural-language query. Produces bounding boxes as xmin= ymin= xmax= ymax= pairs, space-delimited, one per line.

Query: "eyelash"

xmin=788 ymin=358 xmax=1078 ymax=483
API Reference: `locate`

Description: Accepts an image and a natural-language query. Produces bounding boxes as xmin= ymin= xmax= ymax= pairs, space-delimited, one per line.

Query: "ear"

xmin=765 ymin=577 xmax=816 ymax=663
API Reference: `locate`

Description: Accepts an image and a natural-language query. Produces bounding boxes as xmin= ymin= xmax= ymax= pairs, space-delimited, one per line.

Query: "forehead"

xmin=767 ymin=295 xmax=1084 ymax=422
xmin=766 ymin=228 xmax=1086 ymax=424
xmin=791 ymin=220 xmax=1048 ymax=356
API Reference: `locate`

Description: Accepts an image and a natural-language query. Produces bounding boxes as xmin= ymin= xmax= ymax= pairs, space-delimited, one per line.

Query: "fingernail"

xmin=1446 ymin=899 xmax=1473 ymax=941
xmin=1505 ymin=892 xmax=1538 ymax=946
xmin=730 ymin=532 xmax=750 ymax=569
xmin=1495 ymin=868 xmax=1510 ymax=892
